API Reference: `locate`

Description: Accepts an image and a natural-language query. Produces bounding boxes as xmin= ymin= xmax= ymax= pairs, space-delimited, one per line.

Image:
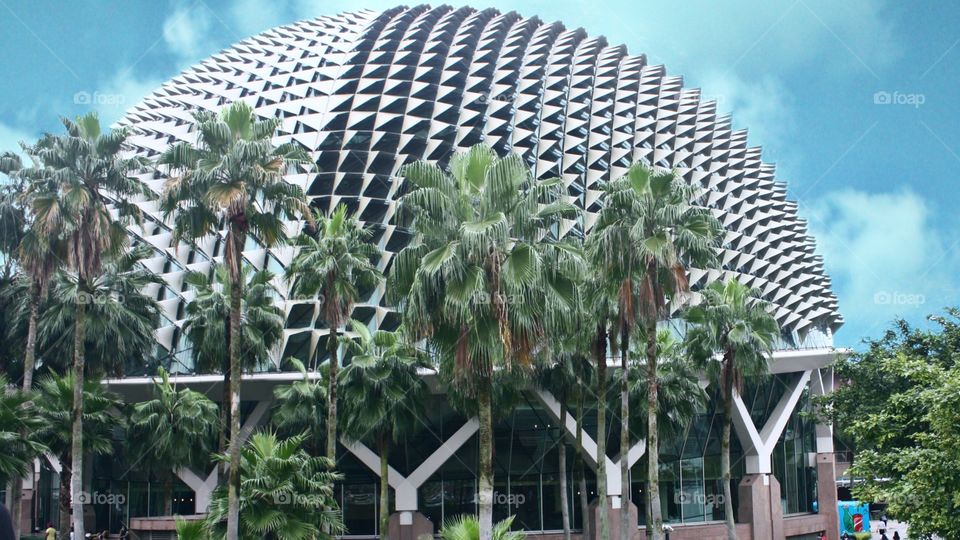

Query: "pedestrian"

xmin=45 ymin=522 xmax=57 ymax=540
xmin=892 ymin=532 xmax=901 ymax=540
xmin=880 ymin=532 xmax=889 ymax=540
xmin=882 ymin=513 xmax=889 ymax=528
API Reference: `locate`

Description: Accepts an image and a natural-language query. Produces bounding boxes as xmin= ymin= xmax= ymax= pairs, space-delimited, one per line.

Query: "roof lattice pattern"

xmin=117 ymin=5 xmax=841 ymax=368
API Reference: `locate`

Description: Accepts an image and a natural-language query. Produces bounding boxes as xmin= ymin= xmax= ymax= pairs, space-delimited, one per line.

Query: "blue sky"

xmin=2 ymin=0 xmax=958 ymax=348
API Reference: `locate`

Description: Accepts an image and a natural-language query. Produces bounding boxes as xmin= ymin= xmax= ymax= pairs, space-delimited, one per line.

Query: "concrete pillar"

xmin=388 ymin=511 xmax=433 ymax=540
xmin=589 ymin=498 xmax=640 ymax=540
xmin=738 ymin=473 xmax=783 ymax=540
xmin=816 ymin=453 xmax=840 ymax=540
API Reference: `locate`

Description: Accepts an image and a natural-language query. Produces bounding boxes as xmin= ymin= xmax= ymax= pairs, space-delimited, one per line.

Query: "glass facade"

xmin=73 ymin=376 xmax=819 ymax=535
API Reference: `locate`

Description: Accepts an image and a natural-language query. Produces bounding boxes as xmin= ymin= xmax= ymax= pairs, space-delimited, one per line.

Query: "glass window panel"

xmin=680 ymin=457 xmax=707 ymax=522
xmin=343 ymin=483 xmax=376 ymax=535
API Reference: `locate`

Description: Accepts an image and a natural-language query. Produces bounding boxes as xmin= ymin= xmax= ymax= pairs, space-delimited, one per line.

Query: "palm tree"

xmin=176 ymin=517 xmax=208 ymax=540
xmin=129 ymin=367 xmax=220 ymax=515
xmin=285 ymin=204 xmax=382 ymax=464
xmin=590 ymin=163 xmax=721 ymax=539
xmin=625 ymin=330 xmax=706 ymax=529
xmin=159 ymin=100 xmax=311 ymax=539
xmin=580 ymin=273 xmax=618 ymax=540
xmin=205 ymin=431 xmax=344 ymax=540
xmin=182 ymin=265 xmax=284 ymax=461
xmin=34 ymin=373 xmax=122 ymax=538
xmin=0 ymin=374 xmax=46 ymax=482
xmin=389 ymin=145 xmax=580 ymax=540
xmin=684 ymin=279 xmax=779 ymax=540
xmin=439 ymin=515 xmax=524 ymax=540
xmin=0 ymin=148 xmax=64 ymax=533
xmin=19 ymin=112 xmax=149 ymax=539
xmin=339 ymin=321 xmax=427 ymax=540
xmin=38 ymin=245 xmax=162 ymax=377
xmin=537 ymin=353 xmax=581 ymax=540
xmin=271 ymin=358 xmax=328 ymax=457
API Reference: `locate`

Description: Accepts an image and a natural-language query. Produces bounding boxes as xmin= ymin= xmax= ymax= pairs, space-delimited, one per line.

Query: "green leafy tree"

xmin=0 ymin=148 xmax=65 ymax=533
xmin=159 ymin=100 xmax=311 ymax=539
xmin=626 ymin=330 xmax=706 ymax=527
xmin=176 ymin=517 xmax=208 ymax=540
xmin=439 ymin=515 xmax=524 ymax=540
xmin=0 ymin=374 xmax=46 ymax=482
xmin=339 ymin=322 xmax=427 ymax=540
xmin=129 ymin=367 xmax=219 ymax=515
xmin=183 ymin=265 xmax=284 ymax=461
xmin=18 ymin=112 xmax=149 ymax=538
xmin=271 ymin=359 xmax=328 ymax=456
xmin=815 ymin=311 xmax=960 ymax=538
xmin=38 ymin=246 xmax=162 ymax=377
xmin=34 ymin=373 xmax=122 ymax=537
xmin=285 ymin=205 xmax=382 ymax=462
xmin=589 ymin=162 xmax=721 ymax=540
xmin=206 ymin=432 xmax=344 ymax=540
xmin=536 ymin=351 xmax=584 ymax=540
xmin=685 ymin=279 xmax=779 ymax=540
xmin=389 ymin=145 xmax=580 ymax=540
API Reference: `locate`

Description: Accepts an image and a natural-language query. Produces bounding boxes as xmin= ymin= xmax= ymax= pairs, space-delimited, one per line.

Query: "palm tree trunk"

xmin=23 ymin=285 xmax=40 ymax=391
xmin=58 ymin=454 xmax=71 ymax=540
xmin=595 ymin=323 xmax=609 ymax=540
xmin=326 ymin=328 xmax=339 ymax=461
xmin=575 ymin=384 xmax=590 ymax=540
xmin=225 ymin=230 xmax=244 ymax=540
xmin=71 ymin=297 xmax=86 ymax=540
xmin=477 ymin=378 xmax=494 ymax=540
xmin=620 ymin=325 xmax=631 ymax=540
xmin=378 ymin=434 xmax=390 ymax=540
xmin=219 ymin=361 xmax=231 ymax=480
xmin=721 ymin=370 xmax=737 ymax=540
xmin=218 ymin=315 xmax=231 ymax=481
xmin=559 ymin=395 xmax=571 ymax=540
xmin=645 ymin=319 xmax=662 ymax=540
xmin=10 ymin=290 xmax=40 ymax=538
xmin=164 ymin=477 xmax=174 ymax=516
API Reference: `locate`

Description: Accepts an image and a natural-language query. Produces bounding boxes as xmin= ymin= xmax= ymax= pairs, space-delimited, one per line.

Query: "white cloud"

xmin=0 ymin=121 xmax=35 ymax=157
xmin=806 ymin=189 xmax=958 ymax=342
xmin=90 ymin=70 xmax=164 ymax=127
xmin=229 ymin=0 xmax=292 ymax=36
xmin=162 ymin=2 xmax=217 ymax=65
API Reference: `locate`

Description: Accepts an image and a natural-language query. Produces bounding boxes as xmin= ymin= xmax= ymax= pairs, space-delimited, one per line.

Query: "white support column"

xmin=732 ymin=370 xmax=811 ymax=474
xmin=176 ymin=468 xmax=218 ymax=513
xmin=534 ymin=389 xmax=645 ymax=499
xmin=810 ymin=367 xmax=835 ymax=453
xmin=174 ymin=399 xmax=272 ymax=513
xmin=238 ymin=400 xmax=272 ymax=444
xmin=340 ymin=418 xmax=480 ymax=512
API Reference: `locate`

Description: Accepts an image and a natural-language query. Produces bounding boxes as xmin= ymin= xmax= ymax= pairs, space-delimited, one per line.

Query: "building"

xmin=20 ymin=6 xmax=845 ymax=540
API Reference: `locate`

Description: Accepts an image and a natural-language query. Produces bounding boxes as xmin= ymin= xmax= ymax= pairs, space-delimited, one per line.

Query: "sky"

xmin=1 ymin=0 xmax=958 ymax=349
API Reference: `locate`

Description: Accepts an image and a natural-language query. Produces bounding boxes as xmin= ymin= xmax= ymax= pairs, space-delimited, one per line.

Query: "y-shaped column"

xmin=731 ymin=370 xmax=811 ymax=540
xmin=176 ymin=399 xmax=271 ymax=512
xmin=534 ymin=390 xmax=646 ymax=504
xmin=340 ymin=418 xmax=480 ymax=511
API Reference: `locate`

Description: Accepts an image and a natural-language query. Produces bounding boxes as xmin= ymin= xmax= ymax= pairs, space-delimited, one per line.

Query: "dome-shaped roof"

xmin=119 ymin=5 xmax=841 ymax=366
